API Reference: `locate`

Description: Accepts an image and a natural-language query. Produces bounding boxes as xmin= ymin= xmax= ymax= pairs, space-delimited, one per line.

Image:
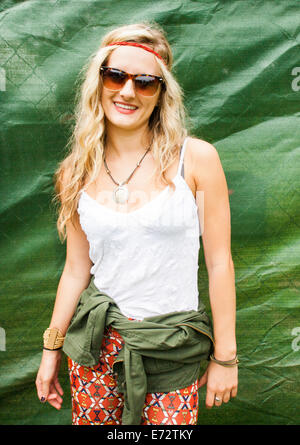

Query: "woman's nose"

xmin=120 ymin=78 xmax=135 ymax=98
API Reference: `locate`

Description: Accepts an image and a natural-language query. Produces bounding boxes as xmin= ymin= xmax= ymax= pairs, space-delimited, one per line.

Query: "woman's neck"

xmin=105 ymin=124 xmax=152 ymax=162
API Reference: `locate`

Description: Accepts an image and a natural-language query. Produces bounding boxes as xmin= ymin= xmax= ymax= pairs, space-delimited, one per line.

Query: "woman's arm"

xmin=36 ymin=188 xmax=93 ymax=409
xmin=189 ymin=137 xmax=238 ymax=408
xmin=48 ymin=214 xmax=93 ymax=336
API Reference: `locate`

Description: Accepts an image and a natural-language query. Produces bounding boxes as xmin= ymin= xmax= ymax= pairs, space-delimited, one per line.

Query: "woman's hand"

xmin=35 ymin=350 xmax=64 ymax=410
xmin=199 ymin=361 xmax=238 ymax=408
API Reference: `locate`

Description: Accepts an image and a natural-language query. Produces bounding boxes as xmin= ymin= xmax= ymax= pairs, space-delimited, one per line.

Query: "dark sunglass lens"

xmin=102 ymin=69 xmax=126 ymax=89
xmin=135 ymin=75 xmax=159 ymax=96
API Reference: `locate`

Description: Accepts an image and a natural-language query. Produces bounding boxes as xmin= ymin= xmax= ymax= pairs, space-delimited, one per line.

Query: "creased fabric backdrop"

xmin=0 ymin=0 xmax=299 ymax=425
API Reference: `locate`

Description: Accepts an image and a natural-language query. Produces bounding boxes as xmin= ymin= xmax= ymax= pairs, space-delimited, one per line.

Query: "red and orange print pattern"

xmin=67 ymin=325 xmax=199 ymax=425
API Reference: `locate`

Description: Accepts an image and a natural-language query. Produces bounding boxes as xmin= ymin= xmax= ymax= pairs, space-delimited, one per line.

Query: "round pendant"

xmin=114 ymin=185 xmax=129 ymax=204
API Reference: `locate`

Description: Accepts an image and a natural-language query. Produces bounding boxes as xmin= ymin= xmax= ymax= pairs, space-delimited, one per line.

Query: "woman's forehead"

xmin=107 ymin=45 xmax=161 ymax=76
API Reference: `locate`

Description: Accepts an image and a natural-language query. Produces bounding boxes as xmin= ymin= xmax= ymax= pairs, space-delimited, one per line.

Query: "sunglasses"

xmin=100 ymin=66 xmax=164 ymax=97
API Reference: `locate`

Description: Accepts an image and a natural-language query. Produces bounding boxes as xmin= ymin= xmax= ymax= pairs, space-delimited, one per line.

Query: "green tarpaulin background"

xmin=1 ymin=0 xmax=299 ymax=425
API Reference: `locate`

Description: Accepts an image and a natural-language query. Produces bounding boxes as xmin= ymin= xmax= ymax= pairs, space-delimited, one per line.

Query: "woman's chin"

xmin=106 ymin=115 xmax=147 ymax=132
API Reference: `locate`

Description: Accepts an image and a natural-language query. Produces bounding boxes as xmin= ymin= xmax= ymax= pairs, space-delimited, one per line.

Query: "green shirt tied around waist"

xmin=63 ymin=276 xmax=214 ymax=425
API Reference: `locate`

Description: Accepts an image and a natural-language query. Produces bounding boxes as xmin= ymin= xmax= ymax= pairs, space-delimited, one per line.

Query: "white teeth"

xmin=115 ymin=102 xmax=137 ymax=110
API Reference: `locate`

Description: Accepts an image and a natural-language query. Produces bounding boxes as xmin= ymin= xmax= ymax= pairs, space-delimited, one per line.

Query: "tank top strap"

xmin=177 ymin=137 xmax=188 ymax=178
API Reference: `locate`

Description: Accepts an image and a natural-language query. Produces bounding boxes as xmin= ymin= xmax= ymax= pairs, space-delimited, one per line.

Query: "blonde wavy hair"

xmin=53 ymin=22 xmax=190 ymax=242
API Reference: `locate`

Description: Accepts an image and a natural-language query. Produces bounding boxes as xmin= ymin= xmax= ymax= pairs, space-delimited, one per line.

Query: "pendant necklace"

xmin=103 ymin=146 xmax=151 ymax=205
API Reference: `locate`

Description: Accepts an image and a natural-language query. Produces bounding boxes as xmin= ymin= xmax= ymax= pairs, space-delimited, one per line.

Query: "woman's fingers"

xmin=37 ymin=377 xmax=50 ymax=403
xmin=47 ymin=384 xmax=63 ymax=409
xmin=35 ymin=378 xmax=45 ymax=403
xmin=36 ymin=375 xmax=63 ymax=410
xmin=231 ymin=385 xmax=238 ymax=398
xmin=222 ymin=390 xmax=231 ymax=403
xmin=198 ymin=370 xmax=208 ymax=388
xmin=47 ymin=396 xmax=63 ymax=410
xmin=206 ymin=387 xmax=236 ymax=407
xmin=47 ymin=396 xmax=62 ymax=410
xmin=36 ymin=351 xmax=63 ymax=409
xmin=205 ymin=387 xmax=216 ymax=409
xmin=202 ymin=362 xmax=238 ymax=409
xmin=48 ymin=389 xmax=63 ymax=404
xmin=54 ymin=378 xmax=64 ymax=397
xmin=213 ymin=393 xmax=223 ymax=407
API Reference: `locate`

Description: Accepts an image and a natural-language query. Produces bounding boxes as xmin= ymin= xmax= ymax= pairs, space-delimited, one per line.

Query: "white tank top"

xmin=77 ymin=137 xmax=201 ymax=320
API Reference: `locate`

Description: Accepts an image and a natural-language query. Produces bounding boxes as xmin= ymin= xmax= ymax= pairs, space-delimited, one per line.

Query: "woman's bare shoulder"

xmin=187 ymin=136 xmax=219 ymax=161
xmin=187 ymin=137 xmax=223 ymax=189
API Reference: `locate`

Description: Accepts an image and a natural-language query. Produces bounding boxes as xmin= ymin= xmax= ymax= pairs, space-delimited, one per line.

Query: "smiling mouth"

xmin=114 ymin=102 xmax=138 ymax=111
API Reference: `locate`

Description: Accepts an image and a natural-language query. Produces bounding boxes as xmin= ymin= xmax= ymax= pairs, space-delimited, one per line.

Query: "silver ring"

xmin=215 ymin=396 xmax=221 ymax=402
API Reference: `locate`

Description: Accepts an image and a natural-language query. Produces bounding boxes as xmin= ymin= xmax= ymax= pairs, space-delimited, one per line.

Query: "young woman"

xmin=36 ymin=22 xmax=238 ymax=425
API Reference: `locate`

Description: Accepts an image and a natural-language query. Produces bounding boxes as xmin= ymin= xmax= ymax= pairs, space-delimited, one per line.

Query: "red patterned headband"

xmin=107 ymin=41 xmax=166 ymax=65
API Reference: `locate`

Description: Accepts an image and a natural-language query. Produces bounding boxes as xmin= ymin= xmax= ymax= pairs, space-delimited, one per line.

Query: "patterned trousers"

xmin=67 ymin=324 xmax=199 ymax=425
